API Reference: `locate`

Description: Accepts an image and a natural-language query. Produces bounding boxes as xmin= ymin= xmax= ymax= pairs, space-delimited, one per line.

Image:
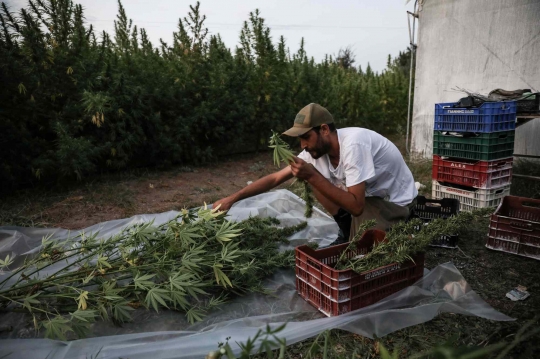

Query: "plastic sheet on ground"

xmin=0 ymin=190 xmax=514 ymax=359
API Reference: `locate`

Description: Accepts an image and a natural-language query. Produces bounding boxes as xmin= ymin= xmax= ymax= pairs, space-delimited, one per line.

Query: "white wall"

xmin=411 ymin=0 xmax=540 ymax=157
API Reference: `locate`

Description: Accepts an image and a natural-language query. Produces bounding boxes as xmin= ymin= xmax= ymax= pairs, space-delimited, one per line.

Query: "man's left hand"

xmin=290 ymin=156 xmax=316 ymax=181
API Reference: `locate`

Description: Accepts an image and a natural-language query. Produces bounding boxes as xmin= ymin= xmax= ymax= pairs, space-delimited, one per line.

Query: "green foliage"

xmin=336 ymin=211 xmax=488 ymax=273
xmin=0 ymin=0 xmax=412 ymax=194
xmin=208 ymin=316 xmax=540 ymax=359
xmin=269 ymin=131 xmax=314 ymax=218
xmin=0 ymin=206 xmax=306 ymax=339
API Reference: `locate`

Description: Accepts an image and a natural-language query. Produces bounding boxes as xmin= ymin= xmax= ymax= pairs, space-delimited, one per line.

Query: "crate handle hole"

xmin=425 ymin=203 xmax=442 ymax=208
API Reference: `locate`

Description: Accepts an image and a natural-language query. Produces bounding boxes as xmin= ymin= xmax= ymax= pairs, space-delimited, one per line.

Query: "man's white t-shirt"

xmin=298 ymin=128 xmax=417 ymax=206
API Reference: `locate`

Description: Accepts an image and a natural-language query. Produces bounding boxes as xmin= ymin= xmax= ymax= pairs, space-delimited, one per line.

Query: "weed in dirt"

xmin=193 ymin=186 xmax=212 ymax=194
xmin=249 ymin=161 xmax=267 ymax=172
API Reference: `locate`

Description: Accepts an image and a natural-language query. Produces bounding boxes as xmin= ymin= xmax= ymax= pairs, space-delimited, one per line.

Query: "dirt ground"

xmin=0 ymin=151 xmax=285 ymax=229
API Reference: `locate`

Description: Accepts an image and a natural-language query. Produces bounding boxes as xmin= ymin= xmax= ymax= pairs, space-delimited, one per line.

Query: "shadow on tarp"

xmin=0 ymin=190 xmax=513 ymax=359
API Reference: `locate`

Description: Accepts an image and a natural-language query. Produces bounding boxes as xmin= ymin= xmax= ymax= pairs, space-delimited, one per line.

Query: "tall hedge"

xmin=0 ymin=0 xmax=412 ymax=193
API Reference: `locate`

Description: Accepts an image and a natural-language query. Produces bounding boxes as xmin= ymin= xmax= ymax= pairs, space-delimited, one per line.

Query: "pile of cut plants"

xmin=335 ymin=210 xmax=491 ymax=272
xmin=0 ymin=206 xmax=306 ymax=340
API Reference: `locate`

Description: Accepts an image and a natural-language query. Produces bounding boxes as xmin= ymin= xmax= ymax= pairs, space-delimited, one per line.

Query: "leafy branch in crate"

xmin=269 ymin=131 xmax=314 ymax=218
xmin=0 ymin=206 xmax=306 ymax=340
xmin=336 ymin=210 xmax=489 ymax=272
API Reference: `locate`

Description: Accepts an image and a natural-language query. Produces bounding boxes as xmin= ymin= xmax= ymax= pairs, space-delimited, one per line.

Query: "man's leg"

xmin=311 ymin=186 xmax=352 ymax=244
xmin=349 ymin=197 xmax=416 ymax=240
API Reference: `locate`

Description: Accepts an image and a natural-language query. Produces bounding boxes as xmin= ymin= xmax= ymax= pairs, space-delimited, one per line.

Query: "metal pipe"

xmin=405 ymin=1 xmax=418 ymax=156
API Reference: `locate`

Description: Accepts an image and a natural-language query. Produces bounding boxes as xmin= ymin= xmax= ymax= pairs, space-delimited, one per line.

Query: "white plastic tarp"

xmin=0 ymin=190 xmax=514 ymax=359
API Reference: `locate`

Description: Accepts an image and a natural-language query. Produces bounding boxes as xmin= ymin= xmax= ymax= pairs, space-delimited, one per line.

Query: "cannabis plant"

xmin=336 ymin=210 xmax=486 ymax=273
xmin=269 ymin=131 xmax=314 ymax=217
xmin=0 ymin=206 xmax=306 ymax=340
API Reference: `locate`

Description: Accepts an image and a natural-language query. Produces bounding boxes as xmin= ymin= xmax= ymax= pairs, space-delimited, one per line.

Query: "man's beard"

xmin=307 ymin=137 xmax=330 ymax=159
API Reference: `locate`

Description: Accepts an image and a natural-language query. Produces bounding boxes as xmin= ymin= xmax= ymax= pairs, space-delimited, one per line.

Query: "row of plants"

xmin=0 ymin=0 xmax=412 ymax=194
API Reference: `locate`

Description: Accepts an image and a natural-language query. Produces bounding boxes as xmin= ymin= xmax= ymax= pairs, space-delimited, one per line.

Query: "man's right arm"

xmin=212 ymin=166 xmax=294 ymax=211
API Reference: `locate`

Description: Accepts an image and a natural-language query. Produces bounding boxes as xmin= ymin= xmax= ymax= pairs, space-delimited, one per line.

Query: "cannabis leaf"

xmin=170 ymin=290 xmax=190 ymax=310
xmin=97 ymin=255 xmax=112 ymax=269
xmin=113 ymin=302 xmax=134 ymax=323
xmin=214 ymin=221 xmax=242 ymax=243
xmin=70 ymin=309 xmax=97 ymax=323
xmin=186 ymin=307 xmax=205 ymax=324
xmin=22 ymin=292 xmax=41 ymax=312
xmin=0 ymin=254 xmax=14 ymax=269
xmin=269 ymin=130 xmax=294 ymax=166
xmin=43 ymin=316 xmax=73 ymax=341
xmin=213 ymin=264 xmax=233 ymax=288
xmin=134 ymin=273 xmax=156 ymax=290
xmin=76 ymin=290 xmax=89 ymax=310
xmin=176 ymin=225 xmax=203 ymax=245
xmin=145 ymin=287 xmax=172 ymax=312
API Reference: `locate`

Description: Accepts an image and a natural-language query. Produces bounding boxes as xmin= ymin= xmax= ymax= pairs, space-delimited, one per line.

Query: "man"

xmin=213 ymin=103 xmax=418 ymax=244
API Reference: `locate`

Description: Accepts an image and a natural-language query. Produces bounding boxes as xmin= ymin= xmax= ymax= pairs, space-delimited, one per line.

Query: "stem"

xmin=0 ymin=247 xmax=96 ymax=289
xmin=0 ymin=294 xmax=56 ymax=316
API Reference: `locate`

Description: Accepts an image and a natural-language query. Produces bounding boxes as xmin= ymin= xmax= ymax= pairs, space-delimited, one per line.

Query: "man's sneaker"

xmin=326 ymin=229 xmax=349 ymax=247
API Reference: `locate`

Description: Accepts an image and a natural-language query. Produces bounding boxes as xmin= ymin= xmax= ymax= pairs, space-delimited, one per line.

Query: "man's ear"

xmin=321 ymin=124 xmax=330 ymax=135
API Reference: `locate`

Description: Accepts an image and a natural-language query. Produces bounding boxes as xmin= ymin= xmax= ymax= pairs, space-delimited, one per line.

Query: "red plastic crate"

xmin=432 ymin=155 xmax=513 ymax=189
xmin=487 ymin=196 xmax=540 ymax=260
xmin=295 ymin=230 xmax=424 ymax=317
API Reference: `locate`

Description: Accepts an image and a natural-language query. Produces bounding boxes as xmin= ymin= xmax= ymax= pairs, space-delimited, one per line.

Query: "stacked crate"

xmin=431 ymin=101 xmax=517 ymax=212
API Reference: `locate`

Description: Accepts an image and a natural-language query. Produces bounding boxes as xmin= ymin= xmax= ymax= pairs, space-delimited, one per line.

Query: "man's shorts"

xmin=349 ymin=196 xmax=417 ymax=240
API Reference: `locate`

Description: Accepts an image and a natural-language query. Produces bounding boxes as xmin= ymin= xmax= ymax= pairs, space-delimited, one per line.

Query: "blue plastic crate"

xmin=434 ymin=101 xmax=516 ymax=133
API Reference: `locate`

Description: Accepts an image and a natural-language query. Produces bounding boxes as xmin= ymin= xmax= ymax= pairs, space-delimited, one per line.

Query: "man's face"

xmin=299 ymin=128 xmax=330 ymax=159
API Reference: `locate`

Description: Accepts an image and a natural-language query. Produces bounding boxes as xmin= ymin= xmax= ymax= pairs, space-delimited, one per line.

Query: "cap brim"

xmin=282 ymin=126 xmax=312 ymax=137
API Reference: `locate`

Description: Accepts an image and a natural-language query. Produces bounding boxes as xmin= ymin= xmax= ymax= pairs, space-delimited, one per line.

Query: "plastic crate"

xmin=432 ymin=155 xmax=513 ymax=189
xmin=434 ymin=101 xmax=516 ymax=133
xmin=295 ymin=229 xmax=424 ymax=317
xmin=412 ymin=196 xmax=460 ymax=248
xmin=433 ymin=131 xmax=515 ymax=161
xmin=486 ymin=196 xmax=540 ymax=260
xmin=516 ymin=95 xmax=539 ymax=114
xmin=431 ymin=180 xmax=510 ymax=212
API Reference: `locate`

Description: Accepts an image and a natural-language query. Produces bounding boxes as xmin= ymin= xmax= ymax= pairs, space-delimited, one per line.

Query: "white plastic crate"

xmin=431 ymin=180 xmax=510 ymax=212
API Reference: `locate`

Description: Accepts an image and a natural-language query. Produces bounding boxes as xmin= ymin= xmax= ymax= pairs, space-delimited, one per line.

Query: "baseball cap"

xmin=282 ymin=103 xmax=335 ymax=137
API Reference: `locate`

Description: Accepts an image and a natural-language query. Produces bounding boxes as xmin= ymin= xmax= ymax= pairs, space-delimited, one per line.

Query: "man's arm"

xmin=290 ymin=156 xmax=365 ymax=216
xmin=310 ymin=175 xmax=365 ymax=216
xmin=212 ymin=166 xmax=294 ymax=211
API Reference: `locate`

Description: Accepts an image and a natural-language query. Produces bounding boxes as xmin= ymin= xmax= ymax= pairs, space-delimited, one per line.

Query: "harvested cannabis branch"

xmin=0 ymin=207 xmax=306 ymax=340
xmin=269 ymin=131 xmax=314 ymax=218
xmin=336 ymin=210 xmax=485 ymax=273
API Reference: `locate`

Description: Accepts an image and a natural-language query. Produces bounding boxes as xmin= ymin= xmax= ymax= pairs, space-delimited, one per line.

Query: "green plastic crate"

xmin=433 ymin=131 xmax=515 ymax=161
